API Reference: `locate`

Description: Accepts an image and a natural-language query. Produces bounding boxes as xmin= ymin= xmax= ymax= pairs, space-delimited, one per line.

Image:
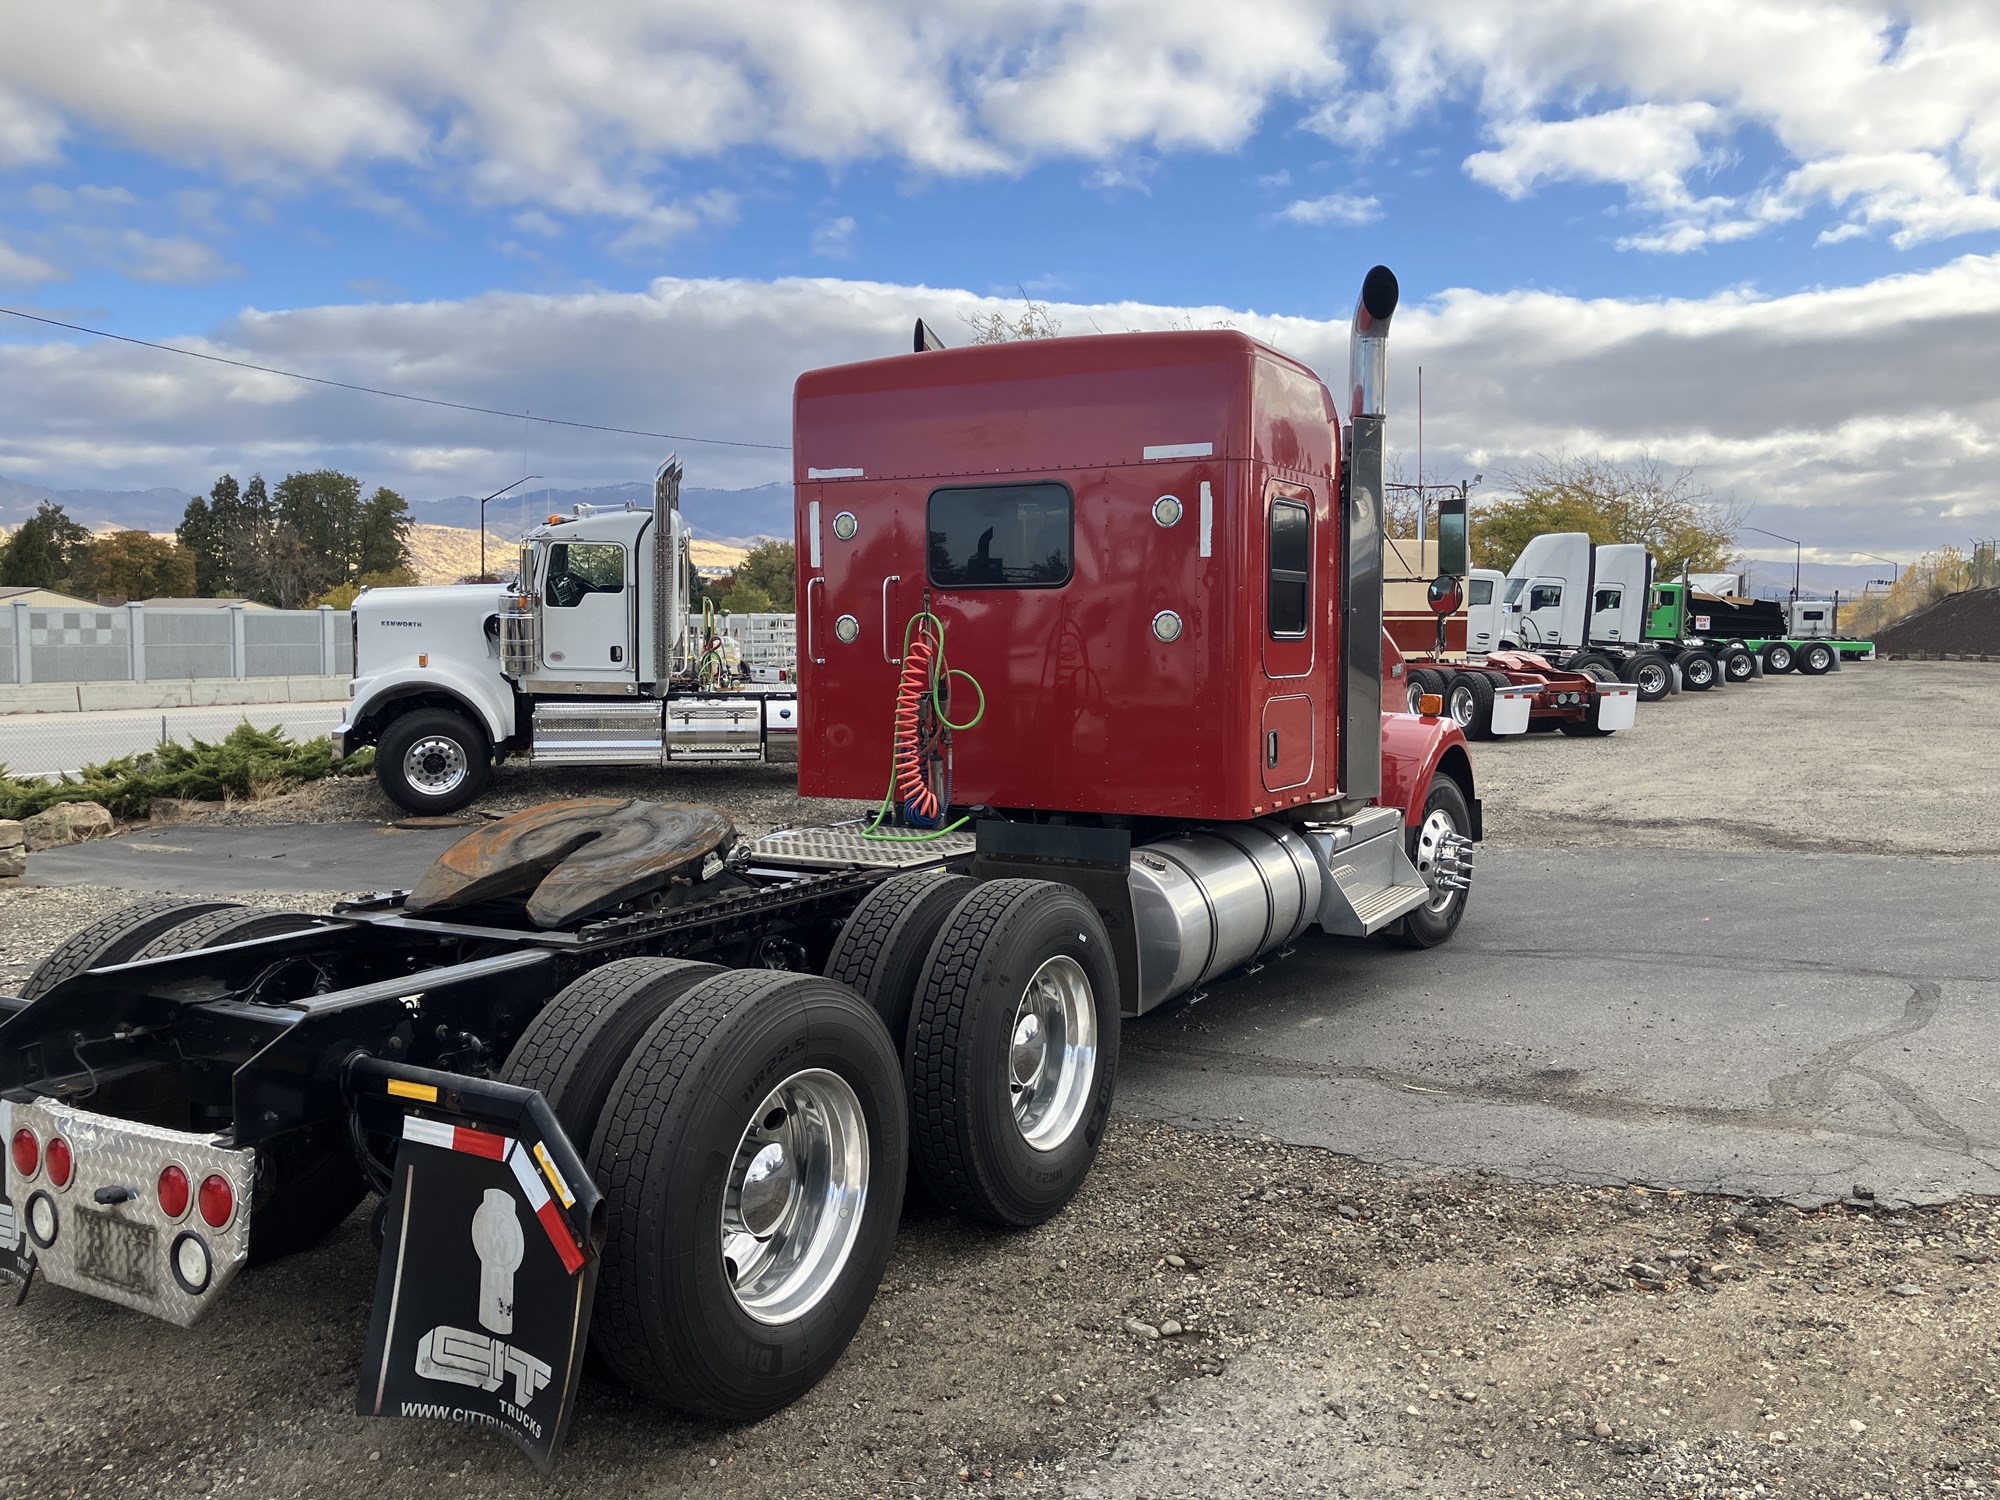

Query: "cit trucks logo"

xmin=411 ymin=1190 xmax=553 ymax=1415
xmin=358 ymin=1121 xmax=596 ymax=1468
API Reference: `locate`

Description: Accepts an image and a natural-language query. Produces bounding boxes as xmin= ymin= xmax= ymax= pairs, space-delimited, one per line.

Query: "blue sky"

xmin=3 ymin=2 xmax=2000 ymax=562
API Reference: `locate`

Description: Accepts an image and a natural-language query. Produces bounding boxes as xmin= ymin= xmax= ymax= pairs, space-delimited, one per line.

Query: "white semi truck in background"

xmin=336 ymin=458 xmax=799 ymax=813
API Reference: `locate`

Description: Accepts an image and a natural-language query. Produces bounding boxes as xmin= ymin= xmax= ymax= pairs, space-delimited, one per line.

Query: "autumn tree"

xmin=732 ymin=540 xmax=795 ymax=610
xmin=69 ymin=531 xmax=198 ymax=600
xmin=1473 ymin=452 xmax=1739 ymax=578
xmin=0 ymin=501 xmax=90 ymax=590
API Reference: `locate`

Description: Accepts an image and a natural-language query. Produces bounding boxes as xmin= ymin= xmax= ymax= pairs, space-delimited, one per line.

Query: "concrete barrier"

xmin=0 ymin=675 xmax=350 ymax=715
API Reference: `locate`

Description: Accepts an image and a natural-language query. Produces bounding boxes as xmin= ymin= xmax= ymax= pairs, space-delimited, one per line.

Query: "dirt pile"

xmin=1875 ymin=587 xmax=2000 ymax=656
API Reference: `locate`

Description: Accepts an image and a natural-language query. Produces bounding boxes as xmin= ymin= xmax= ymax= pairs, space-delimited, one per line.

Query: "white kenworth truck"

xmin=336 ymin=459 xmax=799 ymax=813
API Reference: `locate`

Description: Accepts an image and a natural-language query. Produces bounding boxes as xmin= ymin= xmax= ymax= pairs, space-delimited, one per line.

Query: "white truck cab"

xmin=336 ymin=458 xmax=798 ymax=813
xmin=1466 ymin=568 xmax=1504 ymax=657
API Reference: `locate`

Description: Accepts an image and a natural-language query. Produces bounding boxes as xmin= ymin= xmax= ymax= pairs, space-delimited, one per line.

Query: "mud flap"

xmin=346 ymin=1058 xmax=606 ymax=1471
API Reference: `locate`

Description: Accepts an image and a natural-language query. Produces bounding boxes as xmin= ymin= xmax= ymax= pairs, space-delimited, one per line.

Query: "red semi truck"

xmin=0 ymin=267 xmax=1478 ymax=1468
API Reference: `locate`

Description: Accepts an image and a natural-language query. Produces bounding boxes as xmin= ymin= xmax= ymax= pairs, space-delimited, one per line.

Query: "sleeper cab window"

xmin=1268 ymin=498 xmax=1310 ymax=638
xmin=927 ymin=483 xmax=1073 ymax=588
xmin=544 ymin=542 xmax=626 ymax=607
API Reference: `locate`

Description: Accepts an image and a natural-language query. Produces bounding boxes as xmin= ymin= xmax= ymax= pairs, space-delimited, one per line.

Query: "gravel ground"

xmin=1 ymin=661 xmax=1995 ymax=1497
xmin=1473 ymin=661 xmax=2000 ymax=858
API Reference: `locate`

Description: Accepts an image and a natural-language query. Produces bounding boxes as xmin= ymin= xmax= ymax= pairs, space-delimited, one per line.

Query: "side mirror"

xmin=1426 ymin=575 xmax=1463 ymax=615
xmin=1436 ymin=491 xmax=1470 ymax=577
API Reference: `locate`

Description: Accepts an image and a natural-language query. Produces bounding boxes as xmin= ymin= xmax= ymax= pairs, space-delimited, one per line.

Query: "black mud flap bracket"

xmin=345 ymin=1057 xmax=607 ymax=1471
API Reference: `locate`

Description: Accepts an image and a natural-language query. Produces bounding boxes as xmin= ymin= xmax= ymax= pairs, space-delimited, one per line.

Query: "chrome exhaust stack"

xmin=1339 ymin=265 xmax=1399 ymax=802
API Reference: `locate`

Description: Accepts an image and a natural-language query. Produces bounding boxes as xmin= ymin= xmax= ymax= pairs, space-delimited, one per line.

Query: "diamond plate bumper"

xmin=4 ymin=1098 xmax=256 ymax=1327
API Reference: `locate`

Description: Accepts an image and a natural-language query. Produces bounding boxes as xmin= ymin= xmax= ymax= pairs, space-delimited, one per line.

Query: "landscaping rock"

xmin=22 ymin=802 xmax=114 ymax=850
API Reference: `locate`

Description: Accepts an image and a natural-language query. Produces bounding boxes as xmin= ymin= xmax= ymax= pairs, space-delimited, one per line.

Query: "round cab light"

xmin=833 ymin=614 xmax=860 ymax=645
xmin=1152 ymin=495 xmax=1183 ymax=527
xmin=832 ymin=510 xmax=858 ymax=541
xmin=1151 ymin=610 xmax=1183 ymax=643
xmin=157 ymin=1164 xmax=192 ymax=1220
xmin=10 ymin=1128 xmax=38 ymax=1180
xmin=170 ymin=1232 xmax=213 ymax=1295
xmin=44 ymin=1137 xmax=72 ymax=1189
xmin=25 ymin=1192 xmax=58 ymax=1248
xmin=197 ymin=1173 xmax=235 ymax=1229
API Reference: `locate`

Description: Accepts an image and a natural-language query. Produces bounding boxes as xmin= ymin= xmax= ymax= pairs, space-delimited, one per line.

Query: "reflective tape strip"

xmin=532 ymin=1141 xmax=575 ymax=1209
xmin=806 ymin=467 xmax=863 ymax=479
xmin=1199 ymin=481 xmax=1213 ymax=559
xmin=387 ymin=1078 xmax=438 ymax=1103
xmin=507 ymin=1142 xmax=584 ymax=1274
xmin=400 ymin=1115 xmax=510 ymax=1161
xmin=1143 ymin=442 xmax=1212 ymax=461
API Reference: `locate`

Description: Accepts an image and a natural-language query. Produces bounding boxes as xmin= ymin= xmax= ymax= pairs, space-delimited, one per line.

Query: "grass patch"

xmin=0 ymin=723 xmax=375 ymax=822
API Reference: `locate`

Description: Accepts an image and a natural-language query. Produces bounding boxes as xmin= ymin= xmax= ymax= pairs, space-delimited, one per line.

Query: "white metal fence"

xmin=2 ymin=601 xmax=352 ymax=686
xmin=0 ymin=703 xmax=348 ymax=779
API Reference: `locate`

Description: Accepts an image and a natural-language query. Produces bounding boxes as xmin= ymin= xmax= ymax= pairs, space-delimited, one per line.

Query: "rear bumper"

xmin=2 ymin=1098 xmax=256 ymax=1327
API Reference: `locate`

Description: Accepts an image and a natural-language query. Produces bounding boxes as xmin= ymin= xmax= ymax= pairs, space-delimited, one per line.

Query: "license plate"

xmin=76 ymin=1208 xmax=156 ymax=1296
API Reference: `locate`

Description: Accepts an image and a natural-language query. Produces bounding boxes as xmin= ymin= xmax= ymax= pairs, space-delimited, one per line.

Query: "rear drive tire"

xmin=1761 ymin=642 xmax=1795 ymax=674
xmin=591 ymin=970 xmax=905 ymax=1420
xmin=19 ymin=897 xmax=239 ymax=1001
xmin=1575 ymin=661 xmax=1618 ymax=684
xmin=1797 ymin=641 xmax=1836 ymax=675
xmin=1723 ymin=646 xmax=1756 ymax=682
xmin=1446 ymin=671 xmax=1496 ymax=739
xmin=375 ymin=707 xmax=491 ymax=815
xmin=500 ymin=956 xmax=723 ymax=1151
xmin=130 ymin=905 xmax=324 ymax=959
xmin=1624 ymin=653 xmax=1672 ymax=703
xmin=825 ymin=871 xmax=982 ymax=1050
xmin=1680 ymin=651 xmax=1718 ymax=691
xmin=907 ymin=880 xmax=1121 ymax=1227
xmin=1404 ymin=668 xmax=1444 ymax=712
xmin=1392 ymin=775 xmax=1472 ymax=949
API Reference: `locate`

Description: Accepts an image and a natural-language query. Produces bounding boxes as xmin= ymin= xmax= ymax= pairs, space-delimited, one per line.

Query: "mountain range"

xmin=0 ymin=473 xmax=791 ymax=547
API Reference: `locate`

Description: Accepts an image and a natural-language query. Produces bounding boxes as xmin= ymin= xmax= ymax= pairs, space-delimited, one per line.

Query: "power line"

xmin=0 ymin=305 xmax=792 ymax=453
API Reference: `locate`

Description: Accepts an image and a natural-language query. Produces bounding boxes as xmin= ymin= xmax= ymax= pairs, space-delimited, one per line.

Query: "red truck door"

xmin=1260 ymin=480 xmax=1317 ymax=792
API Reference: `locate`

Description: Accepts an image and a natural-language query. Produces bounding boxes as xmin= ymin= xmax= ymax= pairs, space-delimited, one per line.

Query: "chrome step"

xmin=749 ymin=825 xmax=975 ymax=871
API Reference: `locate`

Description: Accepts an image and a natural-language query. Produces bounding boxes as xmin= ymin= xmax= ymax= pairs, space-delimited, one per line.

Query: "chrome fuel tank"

xmin=1127 ymin=820 xmax=1323 ymax=1012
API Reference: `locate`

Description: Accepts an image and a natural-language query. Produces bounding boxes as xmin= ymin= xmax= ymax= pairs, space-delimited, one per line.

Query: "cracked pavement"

xmin=1119 ymin=845 xmax=2000 ymax=1207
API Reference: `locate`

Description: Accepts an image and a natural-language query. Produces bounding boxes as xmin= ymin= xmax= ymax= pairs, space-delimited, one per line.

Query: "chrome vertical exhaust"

xmin=1340 ymin=266 xmax=1398 ymax=802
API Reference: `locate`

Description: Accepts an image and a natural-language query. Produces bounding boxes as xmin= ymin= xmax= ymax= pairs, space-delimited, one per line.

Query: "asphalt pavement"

xmin=21 ymin=825 xmax=1998 ymax=1208
xmin=25 ymin=821 xmax=464 ymax=890
xmin=1123 ymin=843 xmax=2000 ymax=1207
xmin=0 ymin=701 xmax=344 ymax=777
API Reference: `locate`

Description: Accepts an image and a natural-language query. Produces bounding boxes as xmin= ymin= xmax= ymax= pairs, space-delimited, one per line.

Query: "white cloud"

xmin=114 ymin=230 xmax=241 ymax=285
xmin=811 ymin=216 xmax=857 ymax=258
xmin=3 ymin=260 xmax=1997 ymax=554
xmin=1279 ymin=192 xmax=1382 ymax=226
xmin=0 ymin=238 xmax=62 ymax=288
xmin=4 ymin=3 xmax=2000 ymax=252
xmin=1464 ymin=102 xmax=1727 ymax=211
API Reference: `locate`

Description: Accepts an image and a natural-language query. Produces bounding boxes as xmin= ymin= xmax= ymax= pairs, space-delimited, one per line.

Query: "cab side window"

xmin=1529 ymin=583 xmax=1562 ymax=611
xmin=1593 ymin=586 xmax=1622 ymax=613
xmin=544 ymin=542 xmax=626 ymax=608
xmin=1468 ymin=578 xmax=1493 ymax=606
xmin=1267 ymin=499 xmax=1310 ymax=638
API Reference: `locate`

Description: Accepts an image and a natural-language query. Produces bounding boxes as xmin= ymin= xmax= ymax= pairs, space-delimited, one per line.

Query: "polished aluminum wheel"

xmin=1448 ymin=681 xmax=1478 ymax=728
xmin=1634 ymin=660 xmax=1668 ymax=697
xmin=403 ymin=735 xmax=468 ymax=796
xmin=720 ymin=1068 xmax=869 ymax=1325
xmin=1411 ymin=807 xmax=1464 ymax=914
xmin=1008 ymin=954 xmax=1097 ymax=1151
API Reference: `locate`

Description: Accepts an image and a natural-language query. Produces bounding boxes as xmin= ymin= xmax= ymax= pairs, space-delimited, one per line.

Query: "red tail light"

xmin=197 ymin=1173 xmax=235 ymax=1229
xmin=44 ymin=1137 xmax=72 ymax=1189
xmin=9 ymin=1128 xmax=38 ymax=1180
xmin=158 ymin=1164 xmax=191 ymax=1219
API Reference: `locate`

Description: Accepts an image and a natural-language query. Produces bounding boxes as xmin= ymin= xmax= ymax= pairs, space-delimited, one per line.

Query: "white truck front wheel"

xmin=375 ymin=707 xmax=492 ymax=814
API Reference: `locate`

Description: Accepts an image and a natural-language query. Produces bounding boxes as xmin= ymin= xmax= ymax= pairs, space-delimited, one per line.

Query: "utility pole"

xmin=1743 ymin=525 xmax=1802 ymax=602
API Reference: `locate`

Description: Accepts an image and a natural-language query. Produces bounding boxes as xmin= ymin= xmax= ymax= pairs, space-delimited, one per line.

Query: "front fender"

xmin=1379 ymin=711 xmax=1480 ymax=841
xmin=347 ymin=665 xmax=516 ymax=747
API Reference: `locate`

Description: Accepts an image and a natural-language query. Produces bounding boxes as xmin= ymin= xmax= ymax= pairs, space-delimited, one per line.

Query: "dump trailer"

xmin=335 ymin=461 xmax=800 ymax=815
xmin=0 ymin=267 xmax=1481 ymax=1470
xmin=1647 ymin=580 xmax=1875 ymax=675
